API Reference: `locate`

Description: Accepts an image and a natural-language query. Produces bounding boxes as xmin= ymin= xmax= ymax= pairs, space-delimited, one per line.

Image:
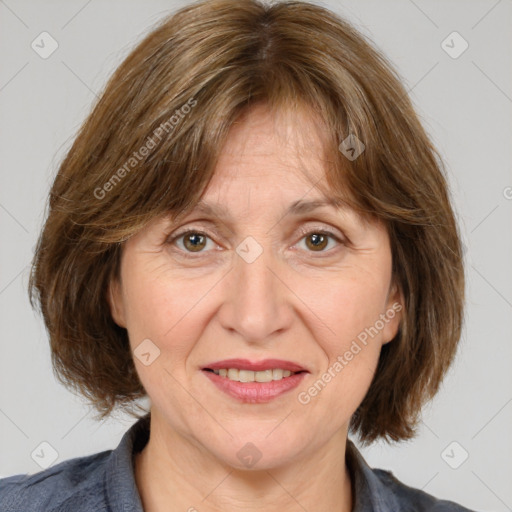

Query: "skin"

xmin=108 ymin=103 xmax=403 ymax=512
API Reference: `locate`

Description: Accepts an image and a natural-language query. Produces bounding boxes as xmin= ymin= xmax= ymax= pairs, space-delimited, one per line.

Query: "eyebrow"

xmin=177 ymin=197 xmax=348 ymax=220
xmin=286 ymin=197 xmax=347 ymax=215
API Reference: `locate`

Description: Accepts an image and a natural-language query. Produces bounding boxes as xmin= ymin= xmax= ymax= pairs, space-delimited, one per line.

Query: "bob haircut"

xmin=29 ymin=0 xmax=465 ymax=444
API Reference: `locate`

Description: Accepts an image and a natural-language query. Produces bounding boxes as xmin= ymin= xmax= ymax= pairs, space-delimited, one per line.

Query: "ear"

xmin=106 ymin=278 xmax=127 ymax=328
xmin=381 ymin=279 xmax=403 ymax=345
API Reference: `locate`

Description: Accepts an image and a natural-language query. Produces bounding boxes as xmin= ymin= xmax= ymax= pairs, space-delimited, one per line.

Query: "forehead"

xmin=169 ymin=103 xmax=377 ymax=230
xmin=214 ymin=102 xmax=330 ymax=177
xmin=195 ymin=105 xmax=332 ymax=217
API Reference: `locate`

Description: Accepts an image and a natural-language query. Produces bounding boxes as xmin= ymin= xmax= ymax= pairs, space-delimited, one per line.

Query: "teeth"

xmin=239 ymin=370 xmax=254 ymax=382
xmin=256 ymin=370 xmax=273 ymax=382
xmin=211 ymin=368 xmax=296 ymax=382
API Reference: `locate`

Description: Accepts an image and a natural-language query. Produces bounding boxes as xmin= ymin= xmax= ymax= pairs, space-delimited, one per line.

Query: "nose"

xmin=217 ymin=239 xmax=294 ymax=343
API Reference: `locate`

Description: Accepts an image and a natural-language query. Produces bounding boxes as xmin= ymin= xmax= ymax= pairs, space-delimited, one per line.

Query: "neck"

xmin=134 ymin=412 xmax=353 ymax=512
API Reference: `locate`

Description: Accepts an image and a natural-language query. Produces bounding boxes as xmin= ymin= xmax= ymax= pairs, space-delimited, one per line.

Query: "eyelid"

xmin=166 ymin=219 xmax=346 ymax=241
xmin=164 ymin=223 xmax=224 ymax=245
xmin=166 ymin=218 xmax=234 ymax=239
xmin=294 ymin=224 xmax=347 ymax=243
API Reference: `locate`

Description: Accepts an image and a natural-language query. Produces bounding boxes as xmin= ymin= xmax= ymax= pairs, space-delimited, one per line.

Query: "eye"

xmin=295 ymin=227 xmax=344 ymax=254
xmin=169 ymin=229 xmax=217 ymax=255
xmin=166 ymin=226 xmax=345 ymax=258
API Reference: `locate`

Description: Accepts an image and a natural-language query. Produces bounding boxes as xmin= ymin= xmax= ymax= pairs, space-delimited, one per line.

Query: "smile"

xmin=206 ymin=368 xmax=300 ymax=382
xmin=202 ymin=369 xmax=308 ymax=403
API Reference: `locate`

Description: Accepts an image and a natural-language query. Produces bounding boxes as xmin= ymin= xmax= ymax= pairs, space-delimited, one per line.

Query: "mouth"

xmin=201 ymin=358 xmax=309 ymax=403
xmin=202 ymin=367 xmax=307 ymax=382
xmin=202 ymin=358 xmax=308 ymax=381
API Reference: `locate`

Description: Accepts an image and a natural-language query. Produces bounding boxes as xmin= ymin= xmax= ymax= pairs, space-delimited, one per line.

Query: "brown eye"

xmin=182 ymin=232 xmax=208 ymax=252
xmin=305 ymin=233 xmax=329 ymax=251
xmin=296 ymin=228 xmax=344 ymax=254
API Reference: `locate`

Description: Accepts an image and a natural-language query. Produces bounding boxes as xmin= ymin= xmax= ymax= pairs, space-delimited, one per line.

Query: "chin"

xmin=201 ymin=430 xmax=306 ymax=471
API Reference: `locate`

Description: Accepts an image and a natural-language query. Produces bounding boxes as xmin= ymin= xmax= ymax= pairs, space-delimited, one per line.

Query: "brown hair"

xmin=29 ymin=0 xmax=465 ymax=443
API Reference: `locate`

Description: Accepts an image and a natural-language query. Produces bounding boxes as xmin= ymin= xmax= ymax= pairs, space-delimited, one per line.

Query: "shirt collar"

xmin=346 ymin=438 xmax=400 ymax=511
xmin=105 ymin=413 xmax=149 ymax=512
xmin=104 ymin=414 xmax=398 ymax=512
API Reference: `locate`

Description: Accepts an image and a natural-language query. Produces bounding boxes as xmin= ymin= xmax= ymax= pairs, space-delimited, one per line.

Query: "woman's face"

xmin=108 ymin=104 xmax=402 ymax=469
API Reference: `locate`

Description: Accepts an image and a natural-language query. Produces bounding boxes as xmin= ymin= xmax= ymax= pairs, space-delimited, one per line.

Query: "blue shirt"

xmin=0 ymin=413 xmax=476 ymax=511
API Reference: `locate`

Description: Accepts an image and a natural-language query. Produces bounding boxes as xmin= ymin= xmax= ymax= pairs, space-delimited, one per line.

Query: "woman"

xmin=0 ymin=0 xmax=474 ymax=510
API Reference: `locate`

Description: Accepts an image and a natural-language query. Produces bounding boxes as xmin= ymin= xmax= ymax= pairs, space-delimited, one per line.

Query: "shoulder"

xmin=372 ymin=467 xmax=477 ymax=512
xmin=346 ymin=439 xmax=478 ymax=512
xmin=0 ymin=449 xmax=112 ymax=512
xmin=1 ymin=414 xmax=149 ymax=512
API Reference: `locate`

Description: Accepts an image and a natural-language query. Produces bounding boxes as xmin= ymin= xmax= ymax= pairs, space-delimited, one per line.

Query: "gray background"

xmin=1 ymin=0 xmax=511 ymax=510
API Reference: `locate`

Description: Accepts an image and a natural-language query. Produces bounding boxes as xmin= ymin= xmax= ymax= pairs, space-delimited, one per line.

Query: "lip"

xmin=202 ymin=370 xmax=308 ymax=403
xmin=202 ymin=358 xmax=308 ymax=373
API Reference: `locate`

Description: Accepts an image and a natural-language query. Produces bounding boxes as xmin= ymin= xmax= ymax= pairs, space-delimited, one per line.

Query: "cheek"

xmin=120 ymin=266 xmax=204 ymax=410
xmin=301 ymin=269 xmax=390 ymax=349
xmin=296 ymin=272 xmax=388 ymax=405
xmin=121 ymin=260 xmax=216 ymax=365
xmin=121 ymin=254 xmax=182 ymax=332
xmin=122 ymin=277 xmax=171 ymax=342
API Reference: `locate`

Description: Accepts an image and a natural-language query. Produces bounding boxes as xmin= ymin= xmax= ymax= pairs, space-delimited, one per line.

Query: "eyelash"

xmin=166 ymin=226 xmax=345 ymax=259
